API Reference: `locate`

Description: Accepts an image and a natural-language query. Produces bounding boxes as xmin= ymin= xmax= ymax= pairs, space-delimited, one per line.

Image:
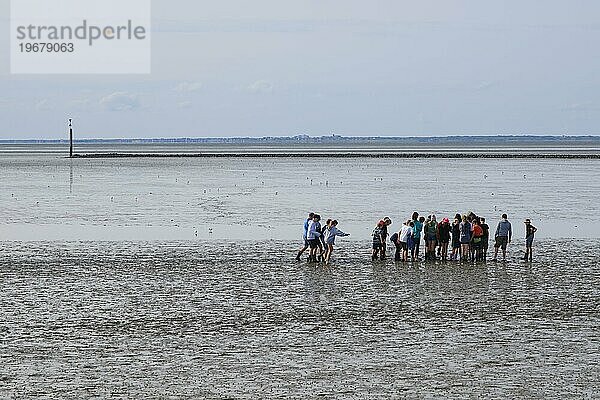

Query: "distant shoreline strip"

xmin=71 ymin=153 xmax=600 ymax=159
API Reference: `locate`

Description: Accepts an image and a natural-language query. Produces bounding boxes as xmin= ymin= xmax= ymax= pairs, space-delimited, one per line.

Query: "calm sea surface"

xmin=0 ymin=145 xmax=599 ymax=398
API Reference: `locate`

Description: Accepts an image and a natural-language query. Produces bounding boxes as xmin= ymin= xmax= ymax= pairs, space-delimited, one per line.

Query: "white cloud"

xmin=247 ymin=80 xmax=274 ymax=94
xmin=177 ymin=101 xmax=192 ymax=109
xmin=99 ymin=92 xmax=141 ymax=112
xmin=174 ymin=81 xmax=203 ymax=93
xmin=69 ymin=98 xmax=94 ymax=112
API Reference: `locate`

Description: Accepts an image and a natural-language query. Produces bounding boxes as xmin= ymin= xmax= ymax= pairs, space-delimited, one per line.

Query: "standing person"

xmin=372 ymin=220 xmax=385 ymax=261
xmin=324 ymin=220 xmax=350 ymax=264
xmin=459 ymin=215 xmax=472 ymax=261
xmin=319 ymin=219 xmax=331 ymax=261
xmin=438 ymin=218 xmax=451 ymax=261
xmin=493 ymin=214 xmax=513 ymax=261
xmin=390 ymin=230 xmax=401 ymax=262
xmin=424 ymin=215 xmax=438 ymax=261
xmin=471 ymin=218 xmax=484 ymax=261
xmin=480 ymin=217 xmax=490 ymax=261
xmin=306 ymin=214 xmax=322 ymax=262
xmin=380 ymin=217 xmax=392 ymax=260
xmin=450 ymin=216 xmax=461 ymax=261
xmin=407 ymin=221 xmax=416 ymax=262
xmin=296 ymin=212 xmax=315 ymax=261
xmin=399 ymin=220 xmax=413 ymax=262
xmin=412 ymin=212 xmax=423 ymax=260
xmin=524 ymin=219 xmax=538 ymax=261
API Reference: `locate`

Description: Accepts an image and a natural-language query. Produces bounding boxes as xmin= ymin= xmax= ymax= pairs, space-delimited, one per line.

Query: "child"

xmin=524 ymin=219 xmax=537 ymax=261
xmin=480 ymin=217 xmax=490 ymax=260
xmin=306 ymin=214 xmax=322 ymax=263
xmin=372 ymin=220 xmax=385 ymax=261
xmin=459 ymin=215 xmax=472 ymax=262
xmin=438 ymin=218 xmax=451 ymax=261
xmin=450 ymin=216 xmax=461 ymax=261
xmin=399 ymin=220 xmax=413 ymax=262
xmin=407 ymin=221 xmax=416 ymax=262
xmin=380 ymin=217 xmax=392 ymax=260
xmin=324 ymin=220 xmax=350 ymax=264
xmin=296 ymin=212 xmax=315 ymax=261
xmin=471 ymin=218 xmax=484 ymax=261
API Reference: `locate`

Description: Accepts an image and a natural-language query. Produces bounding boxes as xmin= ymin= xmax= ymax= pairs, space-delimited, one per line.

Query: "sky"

xmin=1 ymin=0 xmax=600 ymax=139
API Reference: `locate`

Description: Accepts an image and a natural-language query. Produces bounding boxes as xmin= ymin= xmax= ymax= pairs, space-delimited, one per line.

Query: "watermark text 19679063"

xmin=10 ymin=0 xmax=151 ymax=74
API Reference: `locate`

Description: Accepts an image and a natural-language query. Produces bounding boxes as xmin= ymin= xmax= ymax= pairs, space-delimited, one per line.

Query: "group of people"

xmin=375 ymin=212 xmax=537 ymax=263
xmin=296 ymin=212 xmax=350 ymax=264
xmin=295 ymin=211 xmax=538 ymax=264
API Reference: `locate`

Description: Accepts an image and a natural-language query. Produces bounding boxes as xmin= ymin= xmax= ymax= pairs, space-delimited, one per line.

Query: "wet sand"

xmin=0 ymin=240 xmax=598 ymax=398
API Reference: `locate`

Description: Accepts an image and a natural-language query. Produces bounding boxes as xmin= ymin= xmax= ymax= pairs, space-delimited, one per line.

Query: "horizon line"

xmin=2 ymin=134 xmax=600 ymax=142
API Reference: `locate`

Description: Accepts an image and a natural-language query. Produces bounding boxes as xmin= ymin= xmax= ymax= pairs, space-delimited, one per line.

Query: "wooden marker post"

xmin=69 ymin=118 xmax=73 ymax=158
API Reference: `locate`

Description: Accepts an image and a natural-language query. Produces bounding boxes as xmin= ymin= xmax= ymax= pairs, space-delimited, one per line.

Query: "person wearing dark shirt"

xmin=450 ymin=215 xmax=461 ymax=261
xmin=480 ymin=217 xmax=490 ymax=261
xmin=372 ymin=220 xmax=385 ymax=261
xmin=524 ymin=219 xmax=538 ymax=261
xmin=437 ymin=218 xmax=451 ymax=261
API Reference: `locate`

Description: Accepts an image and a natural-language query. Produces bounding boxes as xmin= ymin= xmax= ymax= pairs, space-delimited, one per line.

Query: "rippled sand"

xmin=1 ymin=240 xmax=598 ymax=398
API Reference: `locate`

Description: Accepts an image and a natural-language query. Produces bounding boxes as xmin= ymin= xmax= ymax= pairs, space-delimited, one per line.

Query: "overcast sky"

xmin=1 ymin=0 xmax=600 ymax=139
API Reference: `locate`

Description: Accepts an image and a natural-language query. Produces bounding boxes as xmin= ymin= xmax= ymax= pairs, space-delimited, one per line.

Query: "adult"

xmin=493 ymin=214 xmax=512 ymax=261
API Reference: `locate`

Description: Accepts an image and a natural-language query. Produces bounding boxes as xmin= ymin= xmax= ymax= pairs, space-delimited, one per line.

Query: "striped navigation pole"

xmin=68 ymin=118 xmax=73 ymax=158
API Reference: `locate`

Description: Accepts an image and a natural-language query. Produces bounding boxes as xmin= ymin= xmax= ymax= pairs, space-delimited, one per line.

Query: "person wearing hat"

xmin=524 ymin=219 xmax=538 ymax=261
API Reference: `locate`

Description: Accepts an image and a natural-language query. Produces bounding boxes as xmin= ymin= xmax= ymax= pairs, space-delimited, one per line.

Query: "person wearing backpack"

xmin=424 ymin=215 xmax=438 ymax=261
xmin=471 ymin=217 xmax=484 ymax=261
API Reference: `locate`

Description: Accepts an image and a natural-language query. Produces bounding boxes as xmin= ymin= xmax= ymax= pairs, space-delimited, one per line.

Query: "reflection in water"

xmin=69 ymin=159 xmax=73 ymax=194
xmin=0 ymin=240 xmax=597 ymax=398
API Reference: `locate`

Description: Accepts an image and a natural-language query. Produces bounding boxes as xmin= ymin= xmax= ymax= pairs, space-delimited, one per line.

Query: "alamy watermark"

xmin=11 ymin=0 xmax=151 ymax=74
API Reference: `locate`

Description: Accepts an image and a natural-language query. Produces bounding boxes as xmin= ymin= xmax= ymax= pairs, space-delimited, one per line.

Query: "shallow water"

xmin=0 ymin=151 xmax=599 ymax=241
xmin=0 ymin=240 xmax=598 ymax=398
